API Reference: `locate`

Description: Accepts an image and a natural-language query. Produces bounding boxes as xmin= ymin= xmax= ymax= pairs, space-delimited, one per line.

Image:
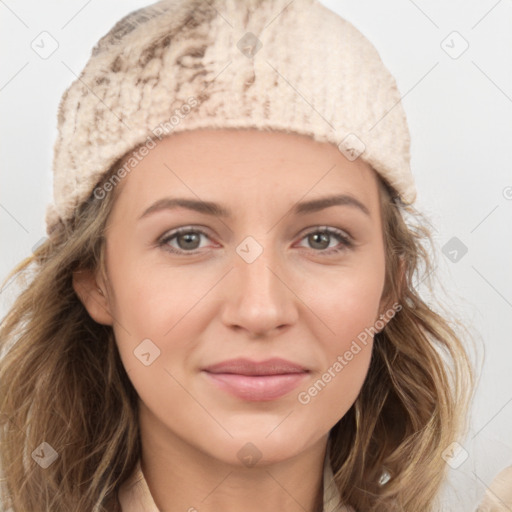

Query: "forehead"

xmin=112 ymin=128 xmax=382 ymax=217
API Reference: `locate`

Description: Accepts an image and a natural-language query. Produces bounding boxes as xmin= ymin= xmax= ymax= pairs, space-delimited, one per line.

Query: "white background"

xmin=1 ymin=1 xmax=511 ymax=510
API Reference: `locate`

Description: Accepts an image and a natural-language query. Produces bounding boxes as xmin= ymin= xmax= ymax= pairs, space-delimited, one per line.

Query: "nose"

xmin=221 ymin=240 xmax=299 ymax=338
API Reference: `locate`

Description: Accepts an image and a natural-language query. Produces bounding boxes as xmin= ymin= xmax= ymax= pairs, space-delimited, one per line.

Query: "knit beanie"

xmin=44 ymin=0 xmax=416 ymax=238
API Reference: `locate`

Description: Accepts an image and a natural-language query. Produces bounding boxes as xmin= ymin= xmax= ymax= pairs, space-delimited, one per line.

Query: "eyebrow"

xmin=138 ymin=193 xmax=371 ymax=220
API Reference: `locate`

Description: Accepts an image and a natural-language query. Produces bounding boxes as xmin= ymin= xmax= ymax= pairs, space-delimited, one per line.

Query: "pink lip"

xmin=201 ymin=358 xmax=309 ymax=401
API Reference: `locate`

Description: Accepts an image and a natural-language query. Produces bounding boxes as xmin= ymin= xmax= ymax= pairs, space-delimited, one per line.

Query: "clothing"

xmin=476 ymin=465 xmax=512 ymax=511
xmin=117 ymin=442 xmax=354 ymax=512
xmin=45 ymin=0 xmax=416 ymax=238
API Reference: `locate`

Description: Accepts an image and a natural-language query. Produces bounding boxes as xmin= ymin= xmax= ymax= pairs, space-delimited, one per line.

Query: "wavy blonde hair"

xmin=0 ymin=157 xmax=476 ymax=511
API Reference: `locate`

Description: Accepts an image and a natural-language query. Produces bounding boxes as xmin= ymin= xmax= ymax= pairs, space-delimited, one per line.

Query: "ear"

xmin=72 ymin=268 xmax=114 ymax=326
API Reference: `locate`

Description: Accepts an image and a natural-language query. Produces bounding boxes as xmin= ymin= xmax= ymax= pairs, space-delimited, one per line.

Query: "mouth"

xmin=201 ymin=357 xmax=310 ymax=401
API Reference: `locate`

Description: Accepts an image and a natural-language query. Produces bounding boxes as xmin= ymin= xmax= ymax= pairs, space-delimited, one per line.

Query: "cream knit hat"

xmin=45 ymin=0 xmax=416 ymax=237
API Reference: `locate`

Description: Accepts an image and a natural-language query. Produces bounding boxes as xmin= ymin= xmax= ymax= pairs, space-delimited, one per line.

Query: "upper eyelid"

xmin=159 ymin=224 xmax=352 ymax=238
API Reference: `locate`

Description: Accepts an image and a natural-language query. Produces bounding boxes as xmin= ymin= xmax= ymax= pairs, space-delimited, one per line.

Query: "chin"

xmin=200 ymin=432 xmax=315 ymax=468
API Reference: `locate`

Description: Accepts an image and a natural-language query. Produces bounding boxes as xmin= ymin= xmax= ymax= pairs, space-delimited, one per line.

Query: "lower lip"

xmin=202 ymin=371 xmax=309 ymax=401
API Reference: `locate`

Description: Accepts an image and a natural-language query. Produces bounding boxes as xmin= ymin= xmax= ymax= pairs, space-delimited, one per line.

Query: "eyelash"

xmin=158 ymin=226 xmax=353 ymax=256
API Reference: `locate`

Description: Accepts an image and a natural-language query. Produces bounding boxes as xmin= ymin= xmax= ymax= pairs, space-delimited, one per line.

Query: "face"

xmin=74 ymin=128 xmax=390 ymax=466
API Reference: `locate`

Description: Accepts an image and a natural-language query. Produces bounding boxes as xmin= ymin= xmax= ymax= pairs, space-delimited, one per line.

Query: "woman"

xmin=0 ymin=0 xmax=477 ymax=510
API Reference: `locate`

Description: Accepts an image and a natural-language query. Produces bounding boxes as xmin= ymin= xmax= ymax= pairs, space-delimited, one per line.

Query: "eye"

xmin=158 ymin=227 xmax=213 ymax=254
xmin=158 ymin=226 xmax=353 ymax=256
xmin=296 ymin=226 xmax=353 ymax=255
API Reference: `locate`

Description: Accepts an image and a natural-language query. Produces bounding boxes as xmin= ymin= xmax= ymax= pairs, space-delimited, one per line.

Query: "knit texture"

xmin=45 ymin=0 xmax=416 ymax=236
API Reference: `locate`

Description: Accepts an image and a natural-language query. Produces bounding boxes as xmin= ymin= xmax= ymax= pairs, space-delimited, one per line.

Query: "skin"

xmin=73 ymin=128 xmax=393 ymax=512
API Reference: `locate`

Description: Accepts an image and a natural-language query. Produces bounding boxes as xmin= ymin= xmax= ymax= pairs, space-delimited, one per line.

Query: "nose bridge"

xmin=237 ymin=233 xmax=282 ymax=300
xmin=226 ymin=233 xmax=296 ymax=334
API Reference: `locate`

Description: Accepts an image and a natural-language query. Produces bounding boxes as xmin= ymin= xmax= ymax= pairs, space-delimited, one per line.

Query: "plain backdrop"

xmin=1 ymin=1 xmax=511 ymax=510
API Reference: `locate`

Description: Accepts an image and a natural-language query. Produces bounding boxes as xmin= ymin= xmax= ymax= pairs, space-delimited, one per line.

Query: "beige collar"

xmin=118 ymin=442 xmax=353 ymax=511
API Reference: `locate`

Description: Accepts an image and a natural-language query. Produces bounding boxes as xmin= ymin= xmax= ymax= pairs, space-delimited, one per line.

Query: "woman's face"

xmin=76 ymin=128 xmax=389 ymax=465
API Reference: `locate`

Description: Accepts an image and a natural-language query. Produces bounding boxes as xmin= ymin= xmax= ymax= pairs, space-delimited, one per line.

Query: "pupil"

xmin=311 ymin=232 xmax=329 ymax=249
xmin=180 ymin=233 xmax=199 ymax=249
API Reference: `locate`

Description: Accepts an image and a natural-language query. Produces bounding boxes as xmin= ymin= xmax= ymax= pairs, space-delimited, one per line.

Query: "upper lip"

xmin=202 ymin=357 xmax=309 ymax=376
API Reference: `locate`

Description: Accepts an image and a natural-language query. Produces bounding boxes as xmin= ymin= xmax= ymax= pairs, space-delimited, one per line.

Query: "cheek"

xmin=296 ymin=278 xmax=381 ymax=423
xmin=104 ymin=238 xmax=198 ymax=338
xmin=105 ymin=248 xmax=215 ymax=379
xmin=296 ymin=252 xmax=385 ymax=407
xmin=106 ymin=265 xmax=202 ymax=410
xmin=306 ymin=254 xmax=385 ymax=351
